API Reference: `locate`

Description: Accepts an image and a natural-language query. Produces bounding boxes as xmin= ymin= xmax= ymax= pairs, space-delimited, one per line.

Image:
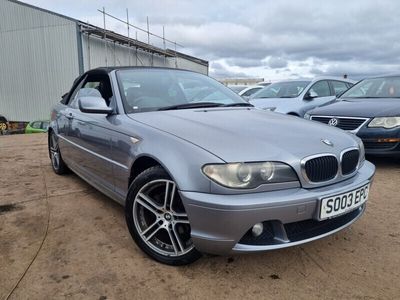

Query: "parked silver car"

xmin=49 ymin=67 xmax=374 ymax=265
xmin=238 ymin=85 xmax=264 ymax=100
xmin=250 ymin=77 xmax=355 ymax=117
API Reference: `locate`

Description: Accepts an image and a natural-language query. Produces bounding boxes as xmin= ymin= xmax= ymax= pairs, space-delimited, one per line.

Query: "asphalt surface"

xmin=0 ymin=134 xmax=399 ymax=299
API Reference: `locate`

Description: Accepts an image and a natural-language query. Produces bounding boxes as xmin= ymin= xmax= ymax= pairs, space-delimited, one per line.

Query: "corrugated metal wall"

xmin=80 ymin=34 xmax=208 ymax=75
xmin=0 ymin=1 xmax=208 ymax=122
xmin=171 ymin=56 xmax=208 ymax=75
xmin=81 ymin=34 xmax=169 ymax=71
xmin=0 ymin=0 xmax=80 ymax=122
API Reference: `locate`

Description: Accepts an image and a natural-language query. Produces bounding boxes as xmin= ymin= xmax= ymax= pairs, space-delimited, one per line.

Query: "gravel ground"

xmin=1 ymin=134 xmax=399 ymax=300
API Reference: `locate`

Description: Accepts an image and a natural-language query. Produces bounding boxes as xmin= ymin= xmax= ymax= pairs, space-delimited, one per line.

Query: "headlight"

xmin=368 ymin=117 xmax=400 ymax=129
xmin=202 ymin=162 xmax=298 ymax=189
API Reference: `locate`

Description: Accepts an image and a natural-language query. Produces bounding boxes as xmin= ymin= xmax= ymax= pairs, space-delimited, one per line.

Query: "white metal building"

xmin=0 ymin=0 xmax=209 ymax=122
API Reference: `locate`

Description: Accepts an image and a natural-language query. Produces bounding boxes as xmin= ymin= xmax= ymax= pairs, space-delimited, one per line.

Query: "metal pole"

xmin=126 ymin=8 xmax=130 ymax=66
xmin=174 ymin=42 xmax=177 ymax=68
xmin=135 ymin=31 xmax=138 ymax=66
xmin=163 ymin=26 xmax=166 ymax=65
xmin=96 ymin=9 xmax=184 ymax=47
xmin=147 ymin=17 xmax=151 ymax=65
xmin=103 ymin=7 xmax=107 ymax=66
xmin=87 ymin=33 xmax=91 ymax=69
xmin=114 ymin=41 xmax=116 ymax=65
xmin=146 ymin=16 xmax=150 ymax=45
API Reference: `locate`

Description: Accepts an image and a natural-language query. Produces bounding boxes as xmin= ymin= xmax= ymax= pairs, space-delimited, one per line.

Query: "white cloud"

xmin=22 ymin=0 xmax=400 ymax=80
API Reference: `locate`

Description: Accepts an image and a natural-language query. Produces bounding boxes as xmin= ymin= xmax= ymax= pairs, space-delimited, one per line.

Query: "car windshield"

xmin=228 ymin=85 xmax=247 ymax=93
xmin=241 ymin=87 xmax=262 ymax=97
xmin=117 ymin=69 xmax=246 ymax=113
xmin=341 ymin=76 xmax=400 ymax=99
xmin=251 ymin=81 xmax=310 ymax=99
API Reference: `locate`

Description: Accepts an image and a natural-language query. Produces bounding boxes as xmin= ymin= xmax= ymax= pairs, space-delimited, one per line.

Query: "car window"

xmin=309 ymin=81 xmax=330 ymax=97
xmin=67 ymin=78 xmax=87 ymax=108
xmin=342 ymin=76 xmax=400 ymax=98
xmin=330 ymin=81 xmax=350 ymax=96
xmin=31 ymin=121 xmax=41 ymax=129
xmin=252 ymin=81 xmax=310 ymax=99
xmin=242 ymin=87 xmax=262 ymax=97
xmin=228 ymin=86 xmax=247 ymax=93
xmin=41 ymin=122 xmax=49 ymax=130
xmin=69 ymin=75 xmax=113 ymax=109
xmin=117 ymin=69 xmax=245 ymax=113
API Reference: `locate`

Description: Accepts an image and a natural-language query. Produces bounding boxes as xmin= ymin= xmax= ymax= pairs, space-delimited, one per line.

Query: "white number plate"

xmin=320 ymin=183 xmax=370 ymax=220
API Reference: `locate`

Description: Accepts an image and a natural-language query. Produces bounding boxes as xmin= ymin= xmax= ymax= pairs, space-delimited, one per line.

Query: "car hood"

xmin=128 ymin=108 xmax=357 ymax=163
xmin=309 ymin=98 xmax=400 ymax=117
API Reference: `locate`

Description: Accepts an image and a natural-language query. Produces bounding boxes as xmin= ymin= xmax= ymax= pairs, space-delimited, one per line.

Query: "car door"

xmin=67 ymin=74 xmax=115 ymax=192
xmin=56 ymin=76 xmax=86 ymax=160
xmin=302 ymin=80 xmax=334 ymax=114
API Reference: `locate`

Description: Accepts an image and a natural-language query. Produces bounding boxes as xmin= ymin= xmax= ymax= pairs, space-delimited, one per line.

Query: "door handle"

xmin=66 ymin=112 xmax=74 ymax=120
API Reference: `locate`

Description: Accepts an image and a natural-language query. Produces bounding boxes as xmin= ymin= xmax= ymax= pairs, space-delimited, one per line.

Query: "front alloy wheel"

xmin=125 ymin=166 xmax=201 ymax=265
xmin=48 ymin=131 xmax=68 ymax=175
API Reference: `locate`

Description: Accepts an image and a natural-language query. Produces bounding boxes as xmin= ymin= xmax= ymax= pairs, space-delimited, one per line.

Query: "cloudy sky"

xmin=22 ymin=0 xmax=400 ymax=80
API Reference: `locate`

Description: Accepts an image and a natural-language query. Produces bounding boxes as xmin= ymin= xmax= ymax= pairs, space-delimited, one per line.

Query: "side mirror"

xmin=78 ymin=96 xmax=113 ymax=114
xmin=304 ymin=90 xmax=318 ymax=100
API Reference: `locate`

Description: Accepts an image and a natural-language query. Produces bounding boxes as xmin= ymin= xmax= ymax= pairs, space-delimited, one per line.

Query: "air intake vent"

xmin=341 ymin=149 xmax=359 ymax=175
xmin=304 ymin=155 xmax=338 ymax=182
xmin=311 ymin=116 xmax=367 ymax=131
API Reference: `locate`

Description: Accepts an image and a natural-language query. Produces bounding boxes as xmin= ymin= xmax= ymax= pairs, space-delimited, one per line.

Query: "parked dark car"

xmin=306 ymin=75 xmax=400 ymax=157
xmin=0 ymin=115 xmax=8 ymax=134
xmin=49 ymin=67 xmax=375 ymax=265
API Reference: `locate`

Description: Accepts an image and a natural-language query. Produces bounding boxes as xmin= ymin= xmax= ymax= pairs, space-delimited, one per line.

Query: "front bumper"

xmin=357 ymin=126 xmax=400 ymax=156
xmin=181 ymin=161 xmax=375 ymax=255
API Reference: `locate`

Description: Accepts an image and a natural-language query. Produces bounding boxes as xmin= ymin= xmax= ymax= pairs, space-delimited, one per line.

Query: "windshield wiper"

xmin=222 ymin=102 xmax=253 ymax=107
xmin=255 ymin=96 xmax=295 ymax=99
xmin=345 ymin=96 xmax=389 ymax=99
xmin=363 ymin=96 xmax=400 ymax=99
xmin=158 ymin=102 xmax=223 ymax=111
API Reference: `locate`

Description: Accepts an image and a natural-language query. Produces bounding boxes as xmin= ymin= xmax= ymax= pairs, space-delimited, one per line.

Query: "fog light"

xmin=252 ymin=223 xmax=264 ymax=237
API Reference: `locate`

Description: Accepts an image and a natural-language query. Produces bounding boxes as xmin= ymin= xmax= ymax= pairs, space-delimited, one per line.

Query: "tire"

xmin=48 ymin=131 xmax=68 ymax=175
xmin=125 ymin=166 xmax=201 ymax=265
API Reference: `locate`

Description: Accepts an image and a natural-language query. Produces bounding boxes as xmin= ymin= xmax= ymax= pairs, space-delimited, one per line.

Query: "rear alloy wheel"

xmin=125 ymin=166 xmax=201 ymax=265
xmin=48 ymin=131 xmax=68 ymax=175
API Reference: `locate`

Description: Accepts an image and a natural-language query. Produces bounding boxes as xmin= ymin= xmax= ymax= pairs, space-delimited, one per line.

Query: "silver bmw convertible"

xmin=49 ymin=67 xmax=375 ymax=265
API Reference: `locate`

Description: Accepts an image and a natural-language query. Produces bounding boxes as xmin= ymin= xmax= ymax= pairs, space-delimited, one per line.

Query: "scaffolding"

xmin=79 ymin=8 xmax=184 ymax=68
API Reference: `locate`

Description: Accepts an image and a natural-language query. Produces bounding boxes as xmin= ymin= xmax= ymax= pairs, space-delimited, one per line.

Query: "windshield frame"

xmin=116 ymin=68 xmax=247 ymax=114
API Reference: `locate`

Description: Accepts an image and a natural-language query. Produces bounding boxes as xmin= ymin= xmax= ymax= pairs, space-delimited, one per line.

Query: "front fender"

xmin=110 ymin=119 xmax=224 ymax=198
